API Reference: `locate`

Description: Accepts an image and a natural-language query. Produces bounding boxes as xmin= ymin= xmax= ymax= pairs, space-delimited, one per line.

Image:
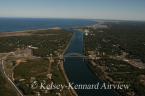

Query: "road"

xmin=0 ymin=54 xmax=24 ymax=96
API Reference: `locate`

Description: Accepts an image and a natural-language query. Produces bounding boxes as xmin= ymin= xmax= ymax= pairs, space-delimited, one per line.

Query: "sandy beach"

xmin=0 ymin=27 xmax=62 ymax=37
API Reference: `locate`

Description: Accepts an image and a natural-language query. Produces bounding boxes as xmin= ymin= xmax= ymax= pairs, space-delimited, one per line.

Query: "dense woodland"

xmin=0 ymin=29 xmax=72 ymax=57
xmin=85 ymin=21 xmax=145 ymax=96
xmin=85 ymin=21 xmax=145 ymax=62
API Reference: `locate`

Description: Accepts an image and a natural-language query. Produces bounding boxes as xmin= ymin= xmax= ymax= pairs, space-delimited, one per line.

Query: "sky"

xmin=0 ymin=0 xmax=145 ymax=21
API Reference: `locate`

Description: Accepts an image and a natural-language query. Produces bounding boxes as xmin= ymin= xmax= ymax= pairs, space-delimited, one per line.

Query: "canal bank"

xmin=60 ymin=30 xmax=78 ymax=96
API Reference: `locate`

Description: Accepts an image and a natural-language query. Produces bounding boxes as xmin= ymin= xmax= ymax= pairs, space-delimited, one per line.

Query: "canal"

xmin=64 ymin=30 xmax=119 ymax=96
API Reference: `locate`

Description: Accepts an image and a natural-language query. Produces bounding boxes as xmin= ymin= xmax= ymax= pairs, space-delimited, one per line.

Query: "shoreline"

xmin=0 ymin=27 xmax=63 ymax=37
xmin=0 ymin=27 xmax=62 ymax=33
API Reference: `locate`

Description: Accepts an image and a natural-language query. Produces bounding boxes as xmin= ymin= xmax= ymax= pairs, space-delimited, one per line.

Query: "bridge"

xmin=64 ymin=53 xmax=87 ymax=58
xmin=48 ymin=52 xmax=96 ymax=62
xmin=57 ymin=52 xmax=95 ymax=62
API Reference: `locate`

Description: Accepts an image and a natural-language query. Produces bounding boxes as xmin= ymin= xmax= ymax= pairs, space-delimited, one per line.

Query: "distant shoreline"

xmin=0 ymin=27 xmax=63 ymax=37
xmin=0 ymin=27 xmax=62 ymax=33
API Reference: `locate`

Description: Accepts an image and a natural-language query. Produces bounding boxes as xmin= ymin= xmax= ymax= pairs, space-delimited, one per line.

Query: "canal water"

xmin=64 ymin=31 xmax=119 ymax=96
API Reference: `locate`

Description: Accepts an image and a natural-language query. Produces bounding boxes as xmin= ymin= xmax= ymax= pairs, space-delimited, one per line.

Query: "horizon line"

xmin=0 ymin=16 xmax=145 ymax=22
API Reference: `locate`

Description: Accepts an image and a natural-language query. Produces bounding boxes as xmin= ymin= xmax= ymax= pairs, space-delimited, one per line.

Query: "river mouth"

xmin=64 ymin=31 xmax=118 ymax=96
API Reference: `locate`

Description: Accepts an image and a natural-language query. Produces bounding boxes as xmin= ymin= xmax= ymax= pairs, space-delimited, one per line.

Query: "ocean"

xmin=0 ymin=18 xmax=96 ymax=32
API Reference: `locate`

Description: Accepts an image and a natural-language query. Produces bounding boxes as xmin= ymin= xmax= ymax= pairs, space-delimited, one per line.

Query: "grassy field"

xmin=14 ymin=59 xmax=48 ymax=80
xmin=14 ymin=58 xmax=49 ymax=95
xmin=14 ymin=58 xmax=70 ymax=96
